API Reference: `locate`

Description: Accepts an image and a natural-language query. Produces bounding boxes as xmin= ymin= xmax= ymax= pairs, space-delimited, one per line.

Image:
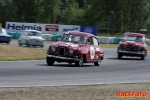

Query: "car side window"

xmin=87 ymin=37 xmax=93 ymax=45
xmin=93 ymin=37 xmax=99 ymax=46
xmin=21 ymin=32 xmax=26 ymax=37
xmin=2 ymin=28 xmax=7 ymax=34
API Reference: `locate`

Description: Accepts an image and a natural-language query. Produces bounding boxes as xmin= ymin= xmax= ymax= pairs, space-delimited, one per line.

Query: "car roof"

xmin=0 ymin=28 xmax=6 ymax=31
xmin=22 ymin=30 xmax=42 ymax=33
xmin=124 ymin=32 xmax=145 ymax=37
xmin=65 ymin=31 xmax=95 ymax=37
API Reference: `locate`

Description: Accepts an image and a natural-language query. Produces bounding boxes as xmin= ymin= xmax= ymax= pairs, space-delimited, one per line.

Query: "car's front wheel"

xmin=94 ymin=58 xmax=101 ymax=66
xmin=18 ymin=40 xmax=22 ymax=46
xmin=6 ymin=42 xmax=10 ymax=44
xmin=75 ymin=56 xmax=83 ymax=67
xmin=46 ymin=57 xmax=55 ymax=66
xmin=141 ymin=55 xmax=145 ymax=60
xmin=118 ymin=53 xmax=122 ymax=59
xmin=26 ymin=41 xmax=31 ymax=47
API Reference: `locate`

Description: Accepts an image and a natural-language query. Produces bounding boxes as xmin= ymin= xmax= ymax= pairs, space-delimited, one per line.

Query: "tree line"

xmin=0 ymin=0 xmax=150 ymax=34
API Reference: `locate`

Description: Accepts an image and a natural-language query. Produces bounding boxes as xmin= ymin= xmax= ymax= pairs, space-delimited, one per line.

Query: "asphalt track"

xmin=0 ymin=42 xmax=150 ymax=87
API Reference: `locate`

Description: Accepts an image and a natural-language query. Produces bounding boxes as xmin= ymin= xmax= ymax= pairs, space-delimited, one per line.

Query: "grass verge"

xmin=0 ymin=44 xmax=46 ymax=61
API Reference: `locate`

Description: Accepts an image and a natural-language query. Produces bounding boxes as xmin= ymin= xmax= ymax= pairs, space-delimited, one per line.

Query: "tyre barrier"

xmin=42 ymin=34 xmax=63 ymax=41
xmin=96 ymin=36 xmax=122 ymax=44
xmin=42 ymin=34 xmax=52 ymax=41
xmin=7 ymin=32 xmax=21 ymax=39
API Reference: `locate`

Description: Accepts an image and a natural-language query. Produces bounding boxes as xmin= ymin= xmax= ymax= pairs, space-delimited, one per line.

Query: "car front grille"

xmin=129 ymin=45 xmax=140 ymax=52
xmin=0 ymin=36 xmax=9 ymax=41
xmin=130 ymin=45 xmax=135 ymax=51
xmin=122 ymin=44 xmax=141 ymax=52
xmin=59 ymin=47 xmax=65 ymax=56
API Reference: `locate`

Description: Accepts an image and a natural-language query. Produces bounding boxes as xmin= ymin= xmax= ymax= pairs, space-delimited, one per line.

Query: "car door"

xmin=19 ymin=31 xmax=26 ymax=44
xmin=92 ymin=37 xmax=101 ymax=60
xmin=86 ymin=37 xmax=96 ymax=62
xmin=86 ymin=36 xmax=101 ymax=62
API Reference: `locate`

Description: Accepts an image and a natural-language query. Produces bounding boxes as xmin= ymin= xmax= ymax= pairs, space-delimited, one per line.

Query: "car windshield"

xmin=28 ymin=31 xmax=41 ymax=36
xmin=0 ymin=28 xmax=7 ymax=34
xmin=123 ymin=35 xmax=144 ymax=42
xmin=61 ymin=34 xmax=86 ymax=43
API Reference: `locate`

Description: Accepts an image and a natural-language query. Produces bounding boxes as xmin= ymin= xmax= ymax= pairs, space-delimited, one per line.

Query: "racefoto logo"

xmin=45 ymin=25 xmax=59 ymax=32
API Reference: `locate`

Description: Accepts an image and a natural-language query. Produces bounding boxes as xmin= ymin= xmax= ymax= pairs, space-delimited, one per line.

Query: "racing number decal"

xmin=90 ymin=47 xmax=95 ymax=59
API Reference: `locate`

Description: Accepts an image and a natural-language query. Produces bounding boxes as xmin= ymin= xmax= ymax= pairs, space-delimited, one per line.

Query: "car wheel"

xmin=26 ymin=41 xmax=29 ymax=47
xmin=18 ymin=40 xmax=22 ymax=46
xmin=41 ymin=45 xmax=44 ymax=48
xmin=75 ymin=56 xmax=83 ymax=67
xmin=141 ymin=55 xmax=145 ymax=60
xmin=6 ymin=42 xmax=10 ymax=44
xmin=118 ymin=53 xmax=122 ymax=59
xmin=46 ymin=57 xmax=55 ymax=66
xmin=94 ymin=58 xmax=101 ymax=66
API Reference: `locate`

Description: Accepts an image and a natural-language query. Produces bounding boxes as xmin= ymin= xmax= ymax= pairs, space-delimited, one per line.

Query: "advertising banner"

xmin=80 ymin=26 xmax=98 ymax=35
xmin=45 ymin=24 xmax=59 ymax=32
xmin=58 ymin=25 xmax=80 ymax=34
xmin=5 ymin=22 xmax=80 ymax=34
xmin=5 ymin=22 xmax=43 ymax=32
xmin=6 ymin=22 xmax=97 ymax=35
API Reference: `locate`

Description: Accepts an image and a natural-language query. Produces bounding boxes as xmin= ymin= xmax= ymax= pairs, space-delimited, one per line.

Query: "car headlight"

xmin=69 ymin=49 xmax=74 ymax=54
xmin=51 ymin=46 xmax=56 ymax=52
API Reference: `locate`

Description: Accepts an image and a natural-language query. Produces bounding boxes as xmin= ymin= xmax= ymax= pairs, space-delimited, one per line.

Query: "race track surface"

xmin=0 ymin=42 xmax=150 ymax=87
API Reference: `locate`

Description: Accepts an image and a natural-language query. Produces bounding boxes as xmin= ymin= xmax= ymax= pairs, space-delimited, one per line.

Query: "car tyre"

xmin=6 ymin=42 xmax=10 ymax=44
xmin=46 ymin=57 xmax=55 ymax=66
xmin=41 ymin=45 xmax=44 ymax=48
xmin=94 ymin=58 xmax=101 ymax=66
xmin=26 ymin=41 xmax=30 ymax=47
xmin=75 ymin=56 xmax=83 ymax=67
xmin=141 ymin=55 xmax=145 ymax=60
xmin=18 ymin=40 xmax=22 ymax=46
xmin=118 ymin=53 xmax=122 ymax=59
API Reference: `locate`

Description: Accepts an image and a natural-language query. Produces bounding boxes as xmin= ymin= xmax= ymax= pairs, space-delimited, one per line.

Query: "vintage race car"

xmin=18 ymin=30 xmax=45 ymax=47
xmin=0 ymin=28 xmax=11 ymax=44
xmin=46 ymin=31 xmax=104 ymax=66
xmin=117 ymin=32 xmax=148 ymax=60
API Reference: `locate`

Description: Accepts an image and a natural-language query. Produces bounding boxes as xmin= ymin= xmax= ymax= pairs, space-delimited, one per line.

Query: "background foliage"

xmin=0 ymin=0 xmax=150 ymax=34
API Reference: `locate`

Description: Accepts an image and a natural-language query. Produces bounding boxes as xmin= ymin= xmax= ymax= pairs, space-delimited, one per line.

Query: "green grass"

xmin=0 ymin=44 xmax=46 ymax=61
xmin=100 ymin=44 xmax=118 ymax=48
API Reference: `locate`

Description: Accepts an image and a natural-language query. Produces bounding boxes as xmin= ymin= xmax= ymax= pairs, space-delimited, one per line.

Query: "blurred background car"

xmin=117 ymin=32 xmax=147 ymax=60
xmin=0 ymin=28 xmax=11 ymax=44
xmin=18 ymin=30 xmax=45 ymax=47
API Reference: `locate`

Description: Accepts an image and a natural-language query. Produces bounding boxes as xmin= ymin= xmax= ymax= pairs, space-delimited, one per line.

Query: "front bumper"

xmin=46 ymin=54 xmax=79 ymax=61
xmin=118 ymin=50 xmax=146 ymax=56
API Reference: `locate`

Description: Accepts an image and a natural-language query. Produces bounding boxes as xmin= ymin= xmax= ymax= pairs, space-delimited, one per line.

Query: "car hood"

xmin=51 ymin=41 xmax=80 ymax=48
xmin=29 ymin=36 xmax=44 ymax=40
xmin=0 ymin=33 xmax=11 ymax=37
xmin=121 ymin=41 xmax=146 ymax=47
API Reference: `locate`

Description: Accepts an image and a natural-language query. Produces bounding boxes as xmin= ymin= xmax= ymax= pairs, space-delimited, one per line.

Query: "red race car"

xmin=46 ymin=31 xmax=104 ymax=66
xmin=117 ymin=32 xmax=148 ymax=60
